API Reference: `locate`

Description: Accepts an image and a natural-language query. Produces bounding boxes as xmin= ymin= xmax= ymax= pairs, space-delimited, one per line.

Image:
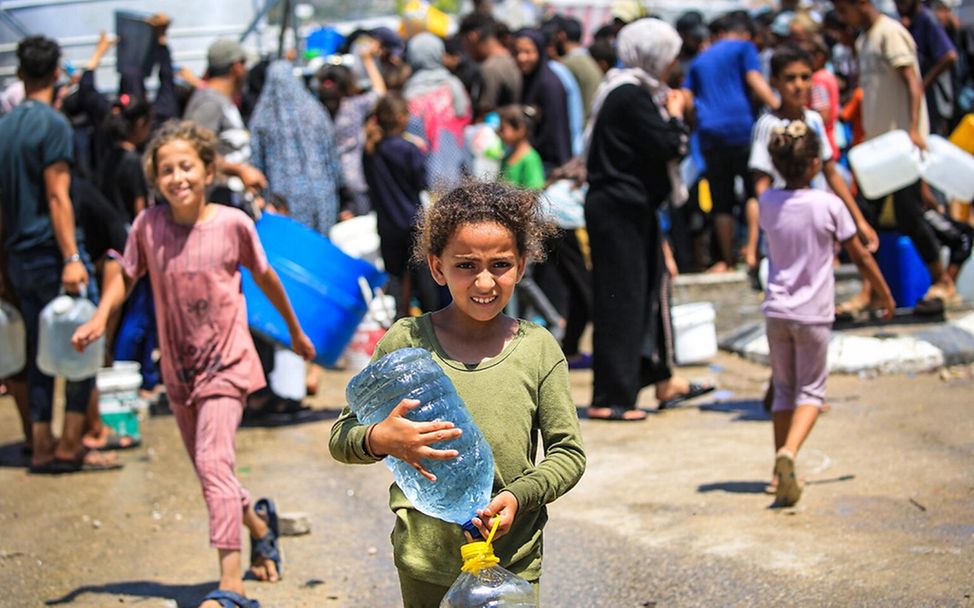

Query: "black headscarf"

xmin=515 ymin=29 xmax=572 ymax=170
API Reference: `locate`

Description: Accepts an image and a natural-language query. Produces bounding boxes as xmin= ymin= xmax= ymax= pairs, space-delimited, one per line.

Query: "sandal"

xmin=773 ymin=449 xmax=803 ymax=507
xmin=83 ymin=428 xmax=141 ymax=451
xmin=29 ymin=450 xmax=124 ymax=474
xmin=922 ymin=284 xmax=961 ymax=306
xmin=657 ymin=382 xmax=715 ymax=410
xmin=835 ymin=294 xmax=870 ymax=320
xmin=250 ymin=498 xmax=282 ymax=580
xmin=586 ymin=406 xmax=648 ymax=421
xmin=202 ymin=590 xmax=260 ymax=608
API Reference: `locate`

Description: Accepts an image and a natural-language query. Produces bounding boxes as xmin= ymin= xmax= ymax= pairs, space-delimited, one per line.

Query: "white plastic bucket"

xmin=268 ymin=346 xmax=307 ymax=401
xmin=672 ymin=302 xmax=717 ymax=365
xmin=328 ymin=213 xmax=383 ymax=269
xmin=96 ymin=362 xmax=142 ymax=396
xmin=848 ymin=130 xmax=922 ymax=200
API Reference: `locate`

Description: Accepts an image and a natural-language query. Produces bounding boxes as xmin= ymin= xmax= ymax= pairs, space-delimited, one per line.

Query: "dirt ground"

xmin=0 ymin=352 xmax=972 ymax=607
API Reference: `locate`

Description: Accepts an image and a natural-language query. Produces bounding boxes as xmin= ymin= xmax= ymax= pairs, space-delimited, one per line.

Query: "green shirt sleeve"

xmin=503 ymin=353 xmax=586 ymax=513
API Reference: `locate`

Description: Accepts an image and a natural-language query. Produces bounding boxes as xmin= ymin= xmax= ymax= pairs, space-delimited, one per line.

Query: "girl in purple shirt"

xmin=759 ymin=121 xmax=893 ymax=507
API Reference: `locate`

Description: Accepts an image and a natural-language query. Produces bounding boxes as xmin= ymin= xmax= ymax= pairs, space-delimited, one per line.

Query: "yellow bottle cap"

xmin=460 ymin=541 xmax=500 ymax=574
xmin=459 ymin=517 xmax=501 ymax=574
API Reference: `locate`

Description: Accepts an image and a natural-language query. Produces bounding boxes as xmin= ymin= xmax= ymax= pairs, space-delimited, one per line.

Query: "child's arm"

xmin=71 ymin=258 xmax=133 ymax=351
xmin=823 ymin=160 xmax=879 ymax=252
xmin=842 ymin=236 xmax=895 ymax=318
xmin=744 ymin=172 xmax=772 ymax=270
xmin=250 ymin=266 xmax=316 ymax=361
xmin=896 ymin=64 xmax=927 ymax=150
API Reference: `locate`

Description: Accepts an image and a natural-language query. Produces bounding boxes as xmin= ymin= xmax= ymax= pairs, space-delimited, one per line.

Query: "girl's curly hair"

xmin=413 ymin=180 xmax=556 ymax=265
xmin=768 ymin=119 xmax=821 ymax=183
xmin=142 ymin=119 xmax=219 ymax=184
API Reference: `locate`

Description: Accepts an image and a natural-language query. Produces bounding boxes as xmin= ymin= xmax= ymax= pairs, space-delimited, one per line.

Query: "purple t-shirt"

xmin=760 ymin=188 xmax=857 ymax=324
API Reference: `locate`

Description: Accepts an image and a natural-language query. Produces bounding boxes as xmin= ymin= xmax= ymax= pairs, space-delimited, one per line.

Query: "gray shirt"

xmin=478 ymin=53 xmax=522 ymax=116
xmin=183 ymin=87 xmax=251 ymax=164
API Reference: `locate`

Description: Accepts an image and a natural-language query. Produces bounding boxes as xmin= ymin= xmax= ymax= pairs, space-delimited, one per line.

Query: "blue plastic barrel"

xmin=875 ymin=232 xmax=931 ymax=308
xmin=242 ymin=213 xmax=386 ymax=367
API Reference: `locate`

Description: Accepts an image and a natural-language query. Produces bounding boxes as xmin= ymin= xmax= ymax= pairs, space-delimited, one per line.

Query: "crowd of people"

xmin=2 ymin=0 xmax=974 ymax=606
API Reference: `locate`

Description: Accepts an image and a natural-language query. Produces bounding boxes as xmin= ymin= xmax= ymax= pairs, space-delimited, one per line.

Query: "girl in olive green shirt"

xmin=329 ymin=181 xmax=585 ymax=607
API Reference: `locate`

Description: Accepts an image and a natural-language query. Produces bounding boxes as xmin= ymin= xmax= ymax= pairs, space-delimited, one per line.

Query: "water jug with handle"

xmin=848 ymin=129 xmax=922 ymax=200
xmin=919 ymin=135 xmax=974 ymax=203
xmin=0 ymin=299 xmax=26 ymax=378
xmin=37 ymin=287 xmax=104 ymax=381
xmin=345 ymin=347 xmax=495 ymax=528
xmin=440 ymin=518 xmax=537 ymax=608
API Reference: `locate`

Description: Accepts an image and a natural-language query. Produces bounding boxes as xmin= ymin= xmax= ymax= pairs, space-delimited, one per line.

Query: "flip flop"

xmin=84 ymin=429 xmax=142 ymax=451
xmin=586 ymin=406 xmax=648 ymax=421
xmin=250 ymin=498 xmax=283 ymax=580
xmin=29 ymin=452 xmax=124 ymax=475
xmin=657 ymin=383 xmax=715 ymax=410
xmin=202 ymin=589 xmax=260 ymax=608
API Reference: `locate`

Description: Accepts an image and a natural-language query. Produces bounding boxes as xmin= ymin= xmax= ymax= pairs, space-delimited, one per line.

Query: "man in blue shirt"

xmin=896 ymin=0 xmax=958 ymax=136
xmin=685 ymin=14 xmax=779 ymax=273
xmin=0 ymin=36 xmax=119 ymax=473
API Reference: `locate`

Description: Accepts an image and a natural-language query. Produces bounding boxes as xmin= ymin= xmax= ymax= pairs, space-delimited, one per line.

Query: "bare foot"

xmin=250 ymin=552 xmax=279 ymax=582
xmin=655 ymin=377 xmax=690 ymax=402
xmin=82 ymin=425 xmax=137 ymax=450
xmin=706 ymin=261 xmax=733 ymax=274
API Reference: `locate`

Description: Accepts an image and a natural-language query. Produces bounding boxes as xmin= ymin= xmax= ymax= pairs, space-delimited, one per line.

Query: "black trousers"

xmin=857 ymin=181 xmax=940 ymax=265
xmin=533 ymin=229 xmax=592 ymax=357
xmin=586 ymin=193 xmax=674 ymax=409
xmin=703 ymin=144 xmax=754 ymax=216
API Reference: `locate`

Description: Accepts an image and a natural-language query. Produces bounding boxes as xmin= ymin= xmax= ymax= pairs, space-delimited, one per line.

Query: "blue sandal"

xmin=202 ymin=589 xmax=260 ymax=608
xmin=250 ymin=497 xmax=282 ymax=580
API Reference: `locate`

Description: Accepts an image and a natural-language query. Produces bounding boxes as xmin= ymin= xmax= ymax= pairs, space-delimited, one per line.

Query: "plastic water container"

xmin=0 ymin=299 xmax=26 ymax=378
xmin=36 ymin=289 xmax=104 ymax=381
xmin=97 ymin=362 xmax=143 ymax=437
xmin=848 ymin=130 xmax=921 ymax=200
xmin=956 ymin=252 xmax=974 ymax=301
xmin=346 ymin=348 xmax=494 ymax=526
xmin=441 ymin=532 xmax=536 ymax=608
xmin=948 ymin=113 xmax=974 ymax=154
xmin=267 ymin=346 xmax=307 ymax=401
xmin=328 ymin=213 xmax=383 ymax=269
xmin=876 ymin=232 xmax=931 ymax=307
xmin=464 ymin=124 xmax=502 ymax=181
xmin=343 ymin=318 xmax=387 ymax=373
xmin=672 ymin=302 xmax=718 ymax=365
xmin=241 ymin=213 xmax=386 ymax=368
xmin=920 ymin=135 xmax=974 ymax=203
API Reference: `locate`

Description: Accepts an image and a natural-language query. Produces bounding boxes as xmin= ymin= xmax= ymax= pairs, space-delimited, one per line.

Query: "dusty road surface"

xmin=1 ymin=352 xmax=972 ymax=607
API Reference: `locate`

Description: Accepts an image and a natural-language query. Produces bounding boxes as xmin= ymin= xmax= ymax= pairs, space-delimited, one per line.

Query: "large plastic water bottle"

xmin=440 ymin=520 xmax=537 ymax=608
xmin=0 ymin=299 xmax=26 ymax=378
xmin=36 ymin=289 xmax=104 ymax=381
xmin=345 ymin=347 xmax=494 ymax=526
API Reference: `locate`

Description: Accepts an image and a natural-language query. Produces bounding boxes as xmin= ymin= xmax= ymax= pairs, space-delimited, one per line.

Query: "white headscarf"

xmin=584 ymin=18 xmax=688 ymax=206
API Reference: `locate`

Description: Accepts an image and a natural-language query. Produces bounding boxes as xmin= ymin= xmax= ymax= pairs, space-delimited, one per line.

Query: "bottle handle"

xmin=60 ymin=283 xmax=88 ymax=300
